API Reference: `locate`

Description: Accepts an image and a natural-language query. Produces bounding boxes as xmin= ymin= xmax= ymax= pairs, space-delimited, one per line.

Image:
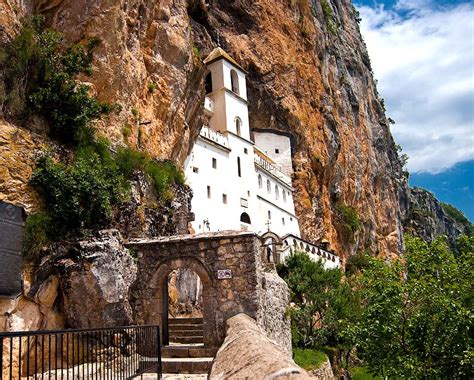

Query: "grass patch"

xmin=293 ymin=348 xmax=328 ymax=371
xmin=350 ymin=366 xmax=381 ymax=380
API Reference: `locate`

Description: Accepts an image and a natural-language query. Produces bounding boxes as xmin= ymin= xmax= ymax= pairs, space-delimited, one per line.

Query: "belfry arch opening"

xmin=230 ymin=69 xmax=239 ymax=94
xmin=205 ymin=72 xmax=213 ymax=94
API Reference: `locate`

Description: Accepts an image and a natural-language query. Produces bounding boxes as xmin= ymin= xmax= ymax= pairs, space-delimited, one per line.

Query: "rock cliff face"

xmin=404 ymin=187 xmax=470 ymax=245
xmin=0 ymin=0 xmax=407 ymax=259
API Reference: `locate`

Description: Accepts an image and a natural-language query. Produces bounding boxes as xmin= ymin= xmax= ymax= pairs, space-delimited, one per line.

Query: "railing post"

xmin=1 ymin=336 xmax=3 ymax=380
xmin=156 ymin=326 xmax=162 ymax=379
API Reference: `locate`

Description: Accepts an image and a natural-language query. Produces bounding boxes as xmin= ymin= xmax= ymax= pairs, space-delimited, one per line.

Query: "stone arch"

xmin=148 ymin=257 xmax=215 ymax=346
xmin=260 ymin=232 xmax=282 ymax=264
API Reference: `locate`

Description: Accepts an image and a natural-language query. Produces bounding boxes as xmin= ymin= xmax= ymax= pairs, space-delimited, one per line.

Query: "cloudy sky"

xmin=354 ymin=0 xmax=474 ymax=220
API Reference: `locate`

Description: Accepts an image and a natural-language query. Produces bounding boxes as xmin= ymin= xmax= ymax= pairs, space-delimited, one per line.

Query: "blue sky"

xmin=354 ymin=0 xmax=474 ymax=221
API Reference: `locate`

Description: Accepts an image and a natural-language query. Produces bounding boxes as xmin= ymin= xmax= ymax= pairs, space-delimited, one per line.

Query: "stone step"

xmin=169 ymin=324 xmax=204 ymax=331
xmin=141 ymin=358 xmax=213 ymax=374
xmin=169 ymin=336 xmax=204 ymax=344
xmin=168 ymin=329 xmax=203 ymax=337
xmin=162 ymin=345 xmax=218 ymax=358
xmin=168 ymin=317 xmax=203 ymax=325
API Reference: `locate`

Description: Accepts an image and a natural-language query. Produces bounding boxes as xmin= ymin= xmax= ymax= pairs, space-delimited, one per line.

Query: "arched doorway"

xmin=167 ymin=268 xmax=203 ymax=345
xmin=149 ymin=257 xmax=214 ymax=346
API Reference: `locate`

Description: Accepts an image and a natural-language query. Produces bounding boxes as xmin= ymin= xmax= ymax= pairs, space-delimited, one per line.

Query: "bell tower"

xmin=203 ymin=48 xmax=251 ymax=141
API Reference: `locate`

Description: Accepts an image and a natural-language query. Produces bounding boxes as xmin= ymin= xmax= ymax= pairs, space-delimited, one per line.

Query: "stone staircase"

xmin=161 ymin=317 xmax=216 ymax=375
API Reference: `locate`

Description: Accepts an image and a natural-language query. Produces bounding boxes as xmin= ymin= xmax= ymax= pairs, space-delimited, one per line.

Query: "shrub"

xmin=336 ymin=202 xmax=362 ymax=242
xmin=116 ymin=146 xmax=185 ymax=200
xmin=121 ymin=125 xmax=132 ymax=140
xmin=441 ymin=202 xmax=470 ymax=226
xmin=30 ymin=150 xmax=128 ymax=235
xmin=147 ymin=82 xmax=156 ymax=94
xmin=293 ymin=348 xmax=328 ymax=371
xmin=321 ymin=0 xmax=337 ymax=35
xmin=0 ymin=16 xmax=112 ymax=145
xmin=22 ymin=213 xmax=51 ymax=259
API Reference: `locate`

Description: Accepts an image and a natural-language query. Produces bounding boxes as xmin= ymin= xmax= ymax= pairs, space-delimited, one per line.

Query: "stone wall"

xmin=257 ymin=270 xmax=292 ymax=354
xmin=128 ymin=230 xmax=291 ymax=350
xmin=210 ymin=313 xmax=311 ymax=379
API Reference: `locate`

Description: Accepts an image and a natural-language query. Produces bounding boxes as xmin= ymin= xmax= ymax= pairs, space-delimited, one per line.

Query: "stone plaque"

xmin=217 ymin=269 xmax=232 ymax=280
xmin=0 ymin=202 xmax=25 ymax=297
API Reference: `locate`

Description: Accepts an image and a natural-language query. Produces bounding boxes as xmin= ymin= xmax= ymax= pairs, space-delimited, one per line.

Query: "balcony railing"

xmin=254 ymin=153 xmax=292 ymax=186
xmin=200 ymin=126 xmax=230 ymax=149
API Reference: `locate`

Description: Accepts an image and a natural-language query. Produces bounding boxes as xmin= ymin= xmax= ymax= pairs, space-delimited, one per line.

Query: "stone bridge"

xmin=127 ymin=230 xmax=291 ymax=351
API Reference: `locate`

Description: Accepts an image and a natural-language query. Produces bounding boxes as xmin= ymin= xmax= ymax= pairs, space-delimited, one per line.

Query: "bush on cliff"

xmin=30 ymin=147 xmax=128 ymax=235
xmin=0 ymin=16 xmax=112 ymax=145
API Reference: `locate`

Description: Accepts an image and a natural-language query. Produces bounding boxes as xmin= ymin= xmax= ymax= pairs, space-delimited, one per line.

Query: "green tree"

xmin=278 ymin=252 xmax=358 ymax=349
xmin=351 ymin=236 xmax=473 ymax=379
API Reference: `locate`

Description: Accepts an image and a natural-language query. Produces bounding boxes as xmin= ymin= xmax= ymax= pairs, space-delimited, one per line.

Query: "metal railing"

xmin=0 ymin=325 xmax=162 ymax=379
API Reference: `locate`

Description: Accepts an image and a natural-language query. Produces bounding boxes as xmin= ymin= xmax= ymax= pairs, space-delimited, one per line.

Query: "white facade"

xmin=184 ymin=48 xmax=327 ymax=255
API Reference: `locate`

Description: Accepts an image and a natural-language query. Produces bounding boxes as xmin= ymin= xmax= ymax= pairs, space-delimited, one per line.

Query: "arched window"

xmin=283 ymin=191 xmax=287 ymax=202
xmin=258 ymin=174 xmax=263 ymax=189
xmin=267 ymin=179 xmax=271 ymax=194
xmin=230 ymin=69 xmax=239 ymax=94
xmin=275 ymin=185 xmax=279 ymax=200
xmin=235 ymin=117 xmax=242 ymax=136
xmin=237 ymin=157 xmax=241 ymax=177
xmin=240 ymin=212 xmax=251 ymax=224
xmin=205 ymin=72 xmax=213 ymax=94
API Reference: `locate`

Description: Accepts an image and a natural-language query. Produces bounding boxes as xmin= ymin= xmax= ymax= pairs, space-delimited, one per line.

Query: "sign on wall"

xmin=0 ymin=202 xmax=25 ymax=298
xmin=217 ymin=269 xmax=232 ymax=280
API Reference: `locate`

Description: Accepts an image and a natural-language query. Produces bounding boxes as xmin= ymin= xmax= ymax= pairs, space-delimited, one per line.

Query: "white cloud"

xmin=358 ymin=1 xmax=474 ymax=173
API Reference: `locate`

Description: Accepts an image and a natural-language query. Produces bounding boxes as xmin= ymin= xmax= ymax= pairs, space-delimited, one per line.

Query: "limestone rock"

xmin=210 ymin=313 xmax=312 ymax=379
xmin=55 ymin=229 xmax=137 ymax=328
xmin=404 ymin=187 xmax=471 ymax=245
xmin=309 ymin=358 xmax=335 ymax=380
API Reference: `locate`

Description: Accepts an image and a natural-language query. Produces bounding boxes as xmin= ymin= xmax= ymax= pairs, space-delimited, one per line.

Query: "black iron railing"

xmin=0 ymin=325 xmax=162 ymax=379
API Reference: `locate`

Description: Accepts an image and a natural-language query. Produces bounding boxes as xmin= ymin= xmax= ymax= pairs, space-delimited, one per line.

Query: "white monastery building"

xmin=184 ymin=48 xmax=340 ymax=269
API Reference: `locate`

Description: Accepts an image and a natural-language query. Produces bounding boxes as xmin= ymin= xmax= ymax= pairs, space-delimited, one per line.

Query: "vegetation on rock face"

xmin=2 ymin=18 xmax=185 ymax=255
xmin=335 ymin=202 xmax=362 ymax=243
xmin=441 ymin=202 xmax=474 ymax=235
xmin=0 ymin=16 xmax=112 ymax=145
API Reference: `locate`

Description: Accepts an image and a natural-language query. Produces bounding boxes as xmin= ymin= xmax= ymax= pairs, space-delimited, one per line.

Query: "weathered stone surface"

xmin=309 ymin=358 xmax=335 ymax=380
xmin=210 ymin=313 xmax=312 ymax=379
xmin=404 ymin=187 xmax=471 ymax=245
xmin=56 ymin=229 xmax=137 ymax=328
xmin=257 ymin=271 xmax=292 ymax=354
xmin=0 ymin=120 xmax=46 ymax=212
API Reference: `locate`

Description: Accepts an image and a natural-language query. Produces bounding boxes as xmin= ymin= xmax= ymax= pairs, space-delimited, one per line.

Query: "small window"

xmin=193 ymin=167 xmax=199 ymax=173
xmin=244 ymin=148 xmax=248 ymax=154
xmin=290 ymin=217 xmax=293 ymax=222
xmin=222 ymin=194 xmax=227 ymax=204
xmin=275 ymin=185 xmax=279 ymax=200
xmin=207 ymin=186 xmax=211 ymax=198
xmin=268 ymin=210 xmax=271 ymax=219
xmin=275 ymin=149 xmax=280 ymax=154
xmin=282 ymin=217 xmax=285 ymax=225
xmin=237 ymin=157 xmax=241 ymax=177
xmin=267 ymin=180 xmax=271 ymax=193
xmin=247 ymin=190 xmax=250 ymax=197
xmin=212 ymin=158 xmax=217 ymax=169
xmin=283 ymin=191 xmax=286 ymax=202
xmin=231 ymin=69 xmax=239 ymax=94
xmin=258 ymin=174 xmax=263 ymax=189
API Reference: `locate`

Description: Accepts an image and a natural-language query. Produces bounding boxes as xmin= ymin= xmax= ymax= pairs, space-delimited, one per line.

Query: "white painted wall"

xmin=280 ymin=236 xmax=341 ymax=269
xmin=254 ymin=132 xmax=293 ymax=177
